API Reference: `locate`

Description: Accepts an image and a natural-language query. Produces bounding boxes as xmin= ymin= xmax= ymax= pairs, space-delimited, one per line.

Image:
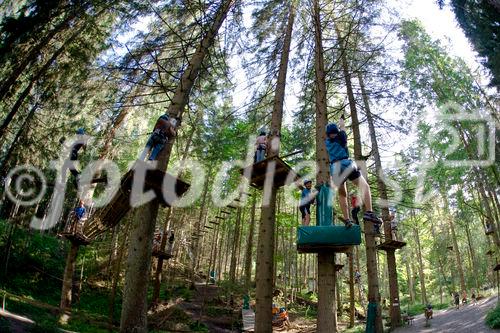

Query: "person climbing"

xmin=140 ymin=113 xmax=177 ymax=161
xmin=350 ymin=192 xmax=361 ymax=225
xmin=69 ymin=128 xmax=87 ymax=178
xmin=325 ymin=115 xmax=382 ymax=231
xmin=297 ymin=179 xmax=316 ymax=226
xmin=254 ymin=130 xmax=267 ymax=163
xmin=354 ymin=269 xmax=361 ymax=283
xmin=389 ymin=207 xmax=399 ymax=240
xmin=73 ymin=200 xmax=86 ymax=233
xmin=152 ymin=231 xmax=162 ymax=252
xmin=453 ymin=291 xmax=460 ymax=309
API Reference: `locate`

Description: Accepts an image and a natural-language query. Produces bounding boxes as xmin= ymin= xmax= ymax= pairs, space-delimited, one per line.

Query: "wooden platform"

xmin=377 ymin=239 xmax=406 ymax=251
xmin=221 ymin=210 xmax=230 ymax=214
xmin=83 ymin=161 xmax=190 ymax=238
xmin=152 ymin=250 xmax=172 ymax=260
xmin=60 ymin=232 xmax=91 ymax=246
xmin=240 ymin=156 xmax=299 ymax=190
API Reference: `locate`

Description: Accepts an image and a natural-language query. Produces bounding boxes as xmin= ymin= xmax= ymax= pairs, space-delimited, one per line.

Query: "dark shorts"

xmin=330 ymin=159 xmax=361 ymax=186
xmin=299 ymin=204 xmax=311 ymax=219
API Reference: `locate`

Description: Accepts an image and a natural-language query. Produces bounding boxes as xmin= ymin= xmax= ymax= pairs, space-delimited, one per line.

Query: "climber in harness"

xmin=140 ymin=113 xmax=177 ymax=161
xmin=166 ymin=230 xmax=175 ymax=255
xmin=389 ymin=207 xmax=399 ymax=240
xmin=69 ymin=128 xmax=87 ymax=178
xmin=254 ymin=130 xmax=267 ymax=163
xmin=354 ymin=269 xmax=361 ymax=284
xmin=297 ymin=179 xmax=317 ymax=226
xmin=73 ymin=200 xmax=86 ymax=233
xmin=325 ymin=115 xmax=382 ymax=232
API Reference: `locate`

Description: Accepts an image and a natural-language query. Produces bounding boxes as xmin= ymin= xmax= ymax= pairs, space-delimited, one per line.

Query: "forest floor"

xmin=394 ymin=295 xmax=498 ymax=333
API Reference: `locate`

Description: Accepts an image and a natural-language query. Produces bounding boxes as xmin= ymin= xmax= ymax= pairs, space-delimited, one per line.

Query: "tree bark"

xmin=359 ymin=72 xmax=401 ymax=327
xmin=312 ymin=1 xmax=337 ymax=331
xmin=119 ymin=2 xmax=234 ymax=331
xmin=59 ymin=242 xmax=79 ymax=324
xmin=229 ymin=207 xmax=243 ymax=283
xmin=441 ymin=195 xmax=467 ymax=294
xmin=244 ymin=193 xmax=257 ymax=290
xmin=152 ymin=208 xmax=172 ymax=304
xmin=348 ymin=249 xmax=355 ymax=328
xmin=254 ymin=3 xmax=295 ymax=332
xmin=412 ymin=224 xmax=427 ymax=304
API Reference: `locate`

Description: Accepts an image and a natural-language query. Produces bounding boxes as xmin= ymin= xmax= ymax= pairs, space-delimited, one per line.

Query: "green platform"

xmin=297 ymin=225 xmax=361 ymax=253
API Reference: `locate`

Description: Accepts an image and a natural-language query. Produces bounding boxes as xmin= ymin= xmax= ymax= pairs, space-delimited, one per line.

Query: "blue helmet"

xmin=326 ymin=123 xmax=339 ymax=135
xmin=76 ymin=128 xmax=85 ymax=135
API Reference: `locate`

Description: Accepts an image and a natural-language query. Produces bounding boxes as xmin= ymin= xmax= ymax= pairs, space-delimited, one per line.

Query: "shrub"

xmin=486 ymin=305 xmax=500 ymax=329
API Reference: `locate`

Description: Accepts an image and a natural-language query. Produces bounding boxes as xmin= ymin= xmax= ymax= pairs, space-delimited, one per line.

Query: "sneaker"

xmin=344 ymin=219 xmax=353 ymax=228
xmin=364 ymin=211 xmax=382 ymax=224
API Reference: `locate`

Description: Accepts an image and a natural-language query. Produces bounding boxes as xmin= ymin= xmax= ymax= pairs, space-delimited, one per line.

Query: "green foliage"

xmin=486 ymin=305 xmax=500 ymax=328
xmin=189 ymin=320 xmax=209 ymax=332
xmin=449 ymin=0 xmax=500 ymax=88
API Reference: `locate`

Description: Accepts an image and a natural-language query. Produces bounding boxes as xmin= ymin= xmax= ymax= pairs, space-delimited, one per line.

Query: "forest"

xmin=0 ymin=0 xmax=498 ymax=332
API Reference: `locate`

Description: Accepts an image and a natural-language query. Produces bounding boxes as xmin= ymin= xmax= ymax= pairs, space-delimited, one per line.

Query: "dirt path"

xmin=394 ymin=296 xmax=498 ymax=333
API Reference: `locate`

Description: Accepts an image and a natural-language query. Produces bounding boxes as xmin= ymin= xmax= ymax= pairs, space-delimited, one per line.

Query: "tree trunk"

xmin=152 ymin=208 xmax=172 ymax=304
xmin=348 ymin=249 xmax=355 ymax=328
xmin=254 ymin=3 xmax=294 ymax=332
xmin=229 ymin=207 xmax=243 ymax=283
xmin=244 ymin=193 xmax=257 ymax=290
xmin=193 ymin=179 xmax=210 ymax=274
xmin=464 ymin=220 xmax=480 ymax=291
xmin=404 ymin=256 xmax=415 ymax=303
xmin=119 ymin=2 xmax=234 ymax=331
xmin=441 ymin=195 xmax=467 ymax=293
xmin=336 ymin=27 xmax=364 ymax=171
xmin=312 ymin=1 xmax=337 ymax=331
xmin=412 ymin=223 xmax=427 ymax=304
xmin=59 ymin=242 xmax=79 ymax=324
xmin=109 ymin=219 xmax=131 ymax=326
xmin=359 ymin=72 xmax=401 ymax=327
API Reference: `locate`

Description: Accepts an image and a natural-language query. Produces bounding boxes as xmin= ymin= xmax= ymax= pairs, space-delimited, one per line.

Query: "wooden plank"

xmin=240 ymin=156 xmax=300 ymax=190
xmin=377 ymin=240 xmax=406 ymax=251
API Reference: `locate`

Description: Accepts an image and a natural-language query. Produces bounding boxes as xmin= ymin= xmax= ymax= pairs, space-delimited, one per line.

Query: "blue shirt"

xmin=325 ymin=130 xmax=349 ymax=162
xmin=300 ymin=188 xmax=313 ymax=206
xmin=74 ymin=206 xmax=86 ymax=220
